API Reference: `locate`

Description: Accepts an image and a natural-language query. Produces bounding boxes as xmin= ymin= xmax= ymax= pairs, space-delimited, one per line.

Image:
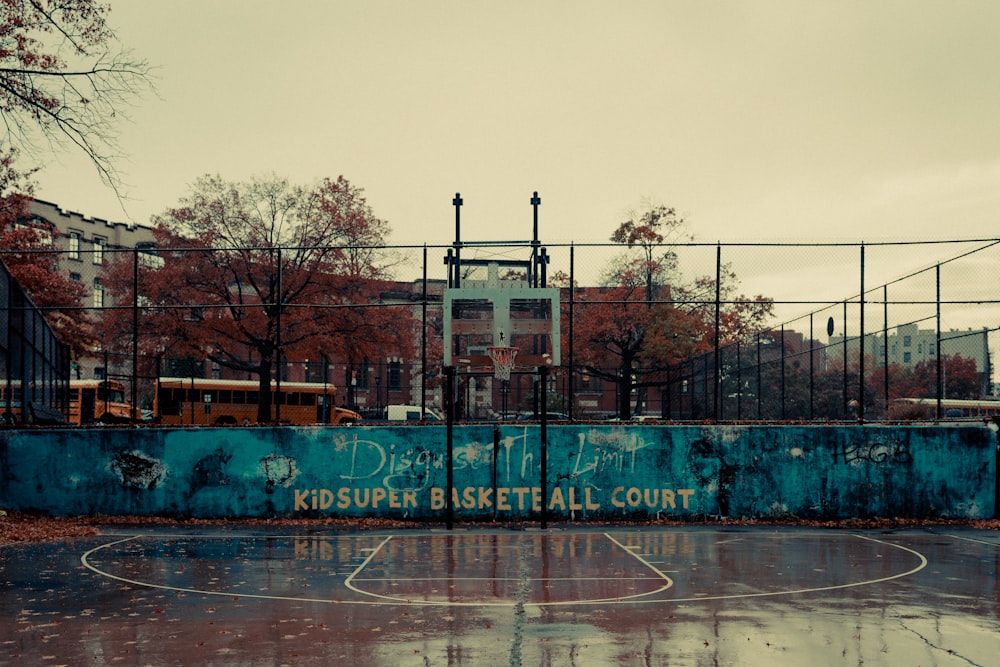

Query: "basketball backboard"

xmin=443 ymin=263 xmax=560 ymax=372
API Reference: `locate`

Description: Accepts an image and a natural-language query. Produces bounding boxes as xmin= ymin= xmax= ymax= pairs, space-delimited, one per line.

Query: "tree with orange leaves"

xmin=100 ymin=174 xmax=413 ymax=423
xmin=564 ymin=204 xmax=773 ymax=419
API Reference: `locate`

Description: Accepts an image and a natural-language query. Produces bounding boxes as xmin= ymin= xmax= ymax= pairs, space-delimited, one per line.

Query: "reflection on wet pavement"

xmin=1 ymin=527 xmax=997 ymax=666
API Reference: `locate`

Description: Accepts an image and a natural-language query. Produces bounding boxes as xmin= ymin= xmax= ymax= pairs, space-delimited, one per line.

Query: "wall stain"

xmin=109 ymin=450 xmax=167 ymax=490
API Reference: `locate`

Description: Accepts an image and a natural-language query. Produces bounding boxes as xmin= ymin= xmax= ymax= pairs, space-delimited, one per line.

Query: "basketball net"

xmin=487 ymin=346 xmax=519 ymax=381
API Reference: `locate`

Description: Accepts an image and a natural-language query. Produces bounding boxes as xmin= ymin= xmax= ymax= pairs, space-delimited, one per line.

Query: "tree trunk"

xmin=257 ymin=357 xmax=273 ymax=423
xmin=618 ymin=374 xmax=632 ymax=420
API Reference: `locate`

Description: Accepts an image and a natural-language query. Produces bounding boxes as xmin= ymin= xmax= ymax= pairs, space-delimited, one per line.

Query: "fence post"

xmin=736 ymin=340 xmax=742 ymax=420
xmin=780 ymin=323 xmax=786 ymax=420
xmin=132 ymin=248 xmax=139 ymax=420
xmin=883 ymin=284 xmax=889 ymax=418
xmin=664 ymin=365 xmax=671 ymax=420
xmin=421 ymin=245 xmax=428 ymax=418
xmin=935 ymin=263 xmax=942 ymax=421
xmin=756 ymin=332 xmax=762 ymax=420
xmin=809 ymin=313 xmax=814 ymax=420
xmin=445 ymin=365 xmax=456 ymax=530
xmin=858 ymin=244 xmax=865 ymax=423
xmin=452 ymin=193 xmax=462 ymax=289
xmin=714 ymin=243 xmax=721 ymax=421
xmin=540 ymin=365 xmax=548 ymax=529
xmin=275 ymin=248 xmax=282 ymax=424
xmin=842 ymin=300 xmax=848 ymax=419
xmin=568 ymin=244 xmax=575 ymax=415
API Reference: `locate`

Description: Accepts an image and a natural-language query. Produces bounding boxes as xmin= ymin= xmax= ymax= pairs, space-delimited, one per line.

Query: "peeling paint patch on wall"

xmin=259 ymin=453 xmax=299 ymax=488
xmin=108 ymin=450 xmax=167 ymax=490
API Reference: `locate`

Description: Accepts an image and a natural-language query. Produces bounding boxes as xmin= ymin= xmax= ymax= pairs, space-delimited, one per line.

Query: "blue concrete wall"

xmin=0 ymin=425 xmax=994 ymax=520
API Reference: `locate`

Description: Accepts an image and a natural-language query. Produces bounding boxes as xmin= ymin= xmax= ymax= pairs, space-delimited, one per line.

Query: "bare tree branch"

xmin=0 ymin=1 xmax=154 ymax=199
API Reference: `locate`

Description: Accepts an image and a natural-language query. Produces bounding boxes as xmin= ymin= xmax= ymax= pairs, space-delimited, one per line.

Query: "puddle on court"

xmin=1 ymin=529 xmax=997 ymax=666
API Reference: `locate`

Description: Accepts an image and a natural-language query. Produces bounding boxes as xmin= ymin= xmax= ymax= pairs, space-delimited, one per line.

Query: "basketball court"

xmin=3 ymin=208 xmax=997 ymax=665
xmin=2 ymin=524 xmax=998 ymax=666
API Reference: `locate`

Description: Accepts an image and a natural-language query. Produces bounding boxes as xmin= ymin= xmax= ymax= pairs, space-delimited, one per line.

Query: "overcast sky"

xmin=32 ymin=1 xmax=1000 ymax=249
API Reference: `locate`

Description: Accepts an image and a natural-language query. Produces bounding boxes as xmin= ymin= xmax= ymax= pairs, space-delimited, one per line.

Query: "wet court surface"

xmin=1 ymin=525 xmax=998 ymax=666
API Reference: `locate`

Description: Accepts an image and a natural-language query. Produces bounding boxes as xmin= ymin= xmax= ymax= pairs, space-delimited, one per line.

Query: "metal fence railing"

xmin=0 ymin=260 xmax=70 ymax=425
xmin=3 ymin=238 xmax=998 ymax=424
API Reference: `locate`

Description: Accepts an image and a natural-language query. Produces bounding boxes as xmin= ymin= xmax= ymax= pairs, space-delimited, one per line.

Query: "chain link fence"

xmin=0 ymin=260 xmax=70 ymax=424
xmin=4 ymin=238 xmax=998 ymax=424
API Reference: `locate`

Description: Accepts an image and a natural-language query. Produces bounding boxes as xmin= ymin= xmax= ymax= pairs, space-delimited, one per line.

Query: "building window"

xmin=305 ymin=359 xmax=326 ymax=384
xmin=903 ymin=352 xmax=911 ymax=363
xmin=388 ymin=361 xmax=401 ymax=391
xmin=69 ymin=231 xmax=81 ymax=260
xmin=29 ymin=218 xmax=53 ymax=244
xmin=903 ymin=335 xmax=911 ymax=347
xmin=92 ymin=278 xmax=104 ymax=308
xmin=355 ymin=365 xmax=369 ymax=390
xmin=93 ymin=237 xmax=105 ymax=264
xmin=69 ymin=272 xmax=81 ymax=282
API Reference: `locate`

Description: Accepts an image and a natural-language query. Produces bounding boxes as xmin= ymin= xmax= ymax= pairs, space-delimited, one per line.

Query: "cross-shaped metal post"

xmin=530 ymin=191 xmax=541 ymax=286
xmin=530 ymin=191 xmax=541 ymax=245
xmin=452 ymin=192 xmax=463 ymax=288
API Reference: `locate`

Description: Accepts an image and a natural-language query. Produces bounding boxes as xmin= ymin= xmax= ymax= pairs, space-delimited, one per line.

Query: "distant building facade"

xmin=27 ymin=199 xmax=156 ymax=380
xmin=827 ymin=323 xmax=992 ymax=395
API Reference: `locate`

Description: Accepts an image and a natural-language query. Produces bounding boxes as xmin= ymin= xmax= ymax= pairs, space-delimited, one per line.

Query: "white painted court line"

xmin=603 ymin=534 xmax=929 ymax=604
xmin=341 ymin=533 xmax=674 ymax=606
xmin=943 ymin=533 xmax=1000 ymax=547
xmin=343 ymin=534 xmax=395 ymax=600
xmin=604 ymin=532 xmax=675 ymax=590
xmin=79 ymin=531 xmax=930 ymax=608
xmin=81 ymin=534 xmax=390 ymax=606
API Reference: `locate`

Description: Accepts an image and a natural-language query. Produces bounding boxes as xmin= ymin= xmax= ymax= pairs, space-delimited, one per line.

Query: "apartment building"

xmin=26 ymin=199 xmax=156 ymax=379
xmin=828 ymin=323 xmax=992 ymax=394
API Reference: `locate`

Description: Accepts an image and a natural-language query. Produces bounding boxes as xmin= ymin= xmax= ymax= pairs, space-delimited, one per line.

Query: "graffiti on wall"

xmin=832 ymin=439 xmax=913 ymax=466
xmin=0 ymin=424 xmax=993 ymax=520
xmin=285 ymin=426 xmax=696 ymax=517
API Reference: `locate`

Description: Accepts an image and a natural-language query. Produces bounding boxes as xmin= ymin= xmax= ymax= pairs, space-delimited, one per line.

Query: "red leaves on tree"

xmin=100 ymin=174 xmax=415 ymax=422
xmin=0 ymin=151 xmax=93 ymax=352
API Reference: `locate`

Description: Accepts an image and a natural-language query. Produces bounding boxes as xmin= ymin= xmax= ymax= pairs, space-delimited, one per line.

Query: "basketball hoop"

xmin=487 ymin=346 xmax=519 ymax=381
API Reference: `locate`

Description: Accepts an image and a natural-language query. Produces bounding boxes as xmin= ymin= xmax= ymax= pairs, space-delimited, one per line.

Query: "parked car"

xmin=385 ymin=404 xmax=442 ymax=422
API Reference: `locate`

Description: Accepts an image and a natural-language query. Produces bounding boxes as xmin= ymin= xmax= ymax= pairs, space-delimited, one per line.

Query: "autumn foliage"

xmin=0 ymin=148 xmax=93 ymax=351
xmin=559 ymin=204 xmax=774 ymax=419
xmin=100 ymin=174 xmax=414 ymax=422
xmin=0 ymin=0 xmax=152 ymax=190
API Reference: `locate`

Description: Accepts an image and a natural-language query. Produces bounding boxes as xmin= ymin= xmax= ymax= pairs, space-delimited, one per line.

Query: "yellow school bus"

xmin=69 ymin=379 xmax=137 ymax=425
xmin=154 ymin=377 xmax=360 ymax=426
